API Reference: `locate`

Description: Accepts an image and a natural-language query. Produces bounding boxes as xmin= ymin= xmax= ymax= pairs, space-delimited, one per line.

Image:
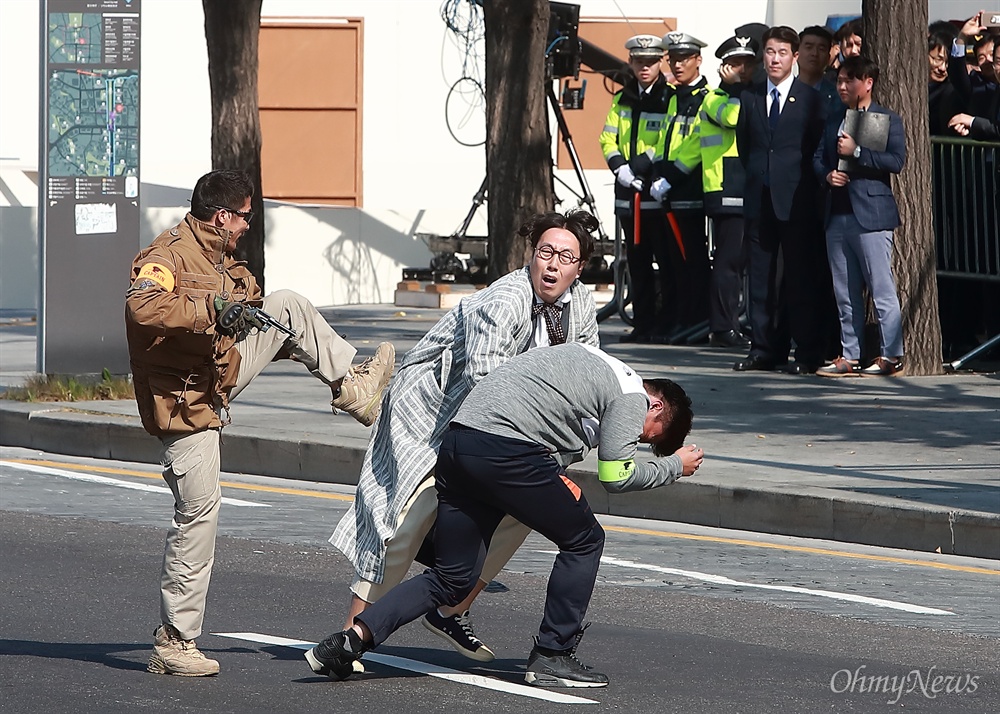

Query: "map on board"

xmin=48 ymin=68 xmax=139 ymax=177
xmin=49 ymin=13 xmax=103 ymax=64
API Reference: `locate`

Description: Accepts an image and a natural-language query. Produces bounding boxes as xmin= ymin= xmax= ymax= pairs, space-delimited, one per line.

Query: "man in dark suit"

xmin=813 ymin=56 xmax=906 ymax=378
xmin=734 ymin=25 xmax=829 ymax=373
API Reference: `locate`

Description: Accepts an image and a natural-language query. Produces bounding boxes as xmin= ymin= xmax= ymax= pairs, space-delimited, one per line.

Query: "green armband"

xmin=598 ymin=459 xmax=635 ymax=483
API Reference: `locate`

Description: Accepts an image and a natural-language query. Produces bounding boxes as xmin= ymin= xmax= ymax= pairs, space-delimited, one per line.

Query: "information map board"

xmin=39 ymin=0 xmax=140 ymax=374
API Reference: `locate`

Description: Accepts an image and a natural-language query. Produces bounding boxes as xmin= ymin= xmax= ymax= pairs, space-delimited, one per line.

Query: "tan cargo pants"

xmin=159 ymin=290 xmax=355 ymax=640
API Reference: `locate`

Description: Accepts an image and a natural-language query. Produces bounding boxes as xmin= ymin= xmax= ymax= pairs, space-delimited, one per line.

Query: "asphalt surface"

xmin=2 ymin=449 xmax=997 ymax=714
xmin=1 ymin=303 xmax=998 ymax=559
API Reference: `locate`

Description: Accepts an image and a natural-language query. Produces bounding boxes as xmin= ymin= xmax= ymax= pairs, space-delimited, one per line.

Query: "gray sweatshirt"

xmin=452 ymin=343 xmax=684 ymax=492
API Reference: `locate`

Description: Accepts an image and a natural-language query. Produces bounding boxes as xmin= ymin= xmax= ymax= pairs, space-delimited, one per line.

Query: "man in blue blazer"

xmin=735 ymin=25 xmax=830 ymax=374
xmin=813 ymin=56 xmax=906 ymax=377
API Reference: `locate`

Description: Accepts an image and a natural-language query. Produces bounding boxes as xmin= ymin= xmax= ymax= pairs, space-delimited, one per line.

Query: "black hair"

xmin=973 ymin=33 xmax=996 ymax=53
xmin=839 ymin=55 xmax=880 ymax=83
xmin=927 ymin=20 xmax=959 ymax=43
xmin=642 ymin=378 xmax=694 ymax=457
xmin=190 ymin=170 xmax=254 ymax=221
xmin=835 ymin=18 xmax=864 ymax=43
xmin=762 ymin=26 xmax=801 ymax=53
xmin=927 ymin=30 xmax=953 ymax=54
xmin=799 ymin=25 xmax=834 ymax=46
xmin=517 ymin=209 xmax=598 ymax=264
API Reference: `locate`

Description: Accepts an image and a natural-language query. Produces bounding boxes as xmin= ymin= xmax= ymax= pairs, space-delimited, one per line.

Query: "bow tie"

xmin=532 ymin=302 xmax=566 ymax=346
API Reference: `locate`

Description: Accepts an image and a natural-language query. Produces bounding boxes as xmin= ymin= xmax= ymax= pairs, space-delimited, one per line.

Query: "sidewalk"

xmin=1 ymin=304 xmax=998 ymax=559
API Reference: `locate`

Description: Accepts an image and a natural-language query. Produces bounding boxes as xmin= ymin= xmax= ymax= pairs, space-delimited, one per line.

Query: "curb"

xmin=2 ymin=402 xmax=998 ymax=560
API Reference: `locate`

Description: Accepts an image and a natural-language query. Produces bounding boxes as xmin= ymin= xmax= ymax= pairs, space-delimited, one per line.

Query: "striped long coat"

xmin=329 ymin=268 xmax=600 ymax=582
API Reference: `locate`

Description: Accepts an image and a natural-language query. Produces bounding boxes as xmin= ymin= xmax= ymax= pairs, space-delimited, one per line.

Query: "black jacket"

xmin=736 ymin=78 xmax=825 ymax=222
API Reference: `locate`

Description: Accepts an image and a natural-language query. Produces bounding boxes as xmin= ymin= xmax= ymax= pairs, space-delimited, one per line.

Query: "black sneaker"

xmin=524 ymin=644 xmax=609 ymax=688
xmin=305 ymin=629 xmax=367 ymax=681
xmin=422 ymin=609 xmax=495 ymax=662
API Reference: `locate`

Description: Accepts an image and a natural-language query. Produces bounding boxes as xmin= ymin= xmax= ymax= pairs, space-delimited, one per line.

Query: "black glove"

xmin=214 ymin=296 xmax=247 ymax=336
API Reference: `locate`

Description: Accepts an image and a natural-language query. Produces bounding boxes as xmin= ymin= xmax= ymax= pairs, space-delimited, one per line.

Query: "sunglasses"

xmin=210 ymin=204 xmax=254 ymax=224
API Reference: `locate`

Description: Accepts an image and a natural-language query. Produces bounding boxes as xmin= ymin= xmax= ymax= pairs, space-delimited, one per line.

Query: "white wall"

xmin=770 ymin=0 xmax=986 ymax=29
xmin=0 ymin=0 xmax=980 ymax=311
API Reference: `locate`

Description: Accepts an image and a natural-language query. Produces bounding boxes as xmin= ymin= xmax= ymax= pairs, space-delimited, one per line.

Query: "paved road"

xmin=2 ymin=448 xmax=997 ymax=713
xmin=3 ymin=306 xmax=999 ymax=559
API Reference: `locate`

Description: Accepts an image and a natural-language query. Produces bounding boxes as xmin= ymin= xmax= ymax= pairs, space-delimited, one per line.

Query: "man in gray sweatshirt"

xmin=306 ymin=343 xmax=704 ymax=688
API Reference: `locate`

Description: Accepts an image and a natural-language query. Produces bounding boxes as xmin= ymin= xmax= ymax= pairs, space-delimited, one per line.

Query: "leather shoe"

xmin=785 ymin=361 xmax=820 ymax=375
xmin=733 ymin=355 xmax=779 ymax=372
xmin=709 ymin=330 xmax=751 ymax=349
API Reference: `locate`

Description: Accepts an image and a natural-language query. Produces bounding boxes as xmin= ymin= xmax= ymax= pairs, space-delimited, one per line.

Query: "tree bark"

xmin=863 ymin=0 xmax=943 ymax=374
xmin=483 ymin=0 xmax=554 ymax=281
xmin=203 ymin=0 xmax=265 ymax=289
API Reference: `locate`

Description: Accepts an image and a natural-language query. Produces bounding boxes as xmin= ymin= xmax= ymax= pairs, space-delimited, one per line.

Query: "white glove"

xmin=650 ymin=177 xmax=672 ymax=203
xmin=615 ymin=164 xmax=637 ymax=188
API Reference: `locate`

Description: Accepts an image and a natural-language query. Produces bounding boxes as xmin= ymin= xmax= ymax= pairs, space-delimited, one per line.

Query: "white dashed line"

xmin=591 ymin=553 xmax=955 ymax=615
xmin=2 ymin=460 xmax=270 ymax=507
xmin=213 ymin=631 xmax=599 ymax=704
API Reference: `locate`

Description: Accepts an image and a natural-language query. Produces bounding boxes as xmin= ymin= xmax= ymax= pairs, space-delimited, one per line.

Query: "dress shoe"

xmin=709 ymin=330 xmax=751 ymax=349
xmin=816 ymin=357 xmax=861 ymax=377
xmin=785 ymin=361 xmax=821 ymax=375
xmin=861 ymin=356 xmax=905 ymax=377
xmin=733 ymin=355 xmax=780 ymax=372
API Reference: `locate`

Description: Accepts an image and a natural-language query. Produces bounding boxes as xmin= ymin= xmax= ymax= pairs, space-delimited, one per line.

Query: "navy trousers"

xmin=708 ymin=214 xmax=747 ymax=334
xmin=621 ymin=210 xmax=674 ymax=335
xmin=745 ymin=190 xmax=828 ymax=366
xmin=355 ymin=426 xmax=605 ymax=652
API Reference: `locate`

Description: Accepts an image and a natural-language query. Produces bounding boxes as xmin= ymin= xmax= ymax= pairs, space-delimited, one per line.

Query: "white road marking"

xmin=2 ymin=460 xmax=269 ymax=507
xmin=587 ymin=553 xmax=955 ymax=616
xmin=213 ymin=632 xmax=599 ymax=705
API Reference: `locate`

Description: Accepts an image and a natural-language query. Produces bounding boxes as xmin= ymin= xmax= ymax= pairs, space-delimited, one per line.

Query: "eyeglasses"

xmin=535 ymin=245 xmax=582 ymax=265
xmin=210 ymin=204 xmax=254 ymax=224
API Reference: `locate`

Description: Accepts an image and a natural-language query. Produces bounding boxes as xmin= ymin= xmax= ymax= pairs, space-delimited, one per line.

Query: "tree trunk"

xmin=863 ymin=0 xmax=943 ymax=374
xmin=483 ymin=0 xmax=554 ymax=281
xmin=203 ymin=0 xmax=265 ymax=289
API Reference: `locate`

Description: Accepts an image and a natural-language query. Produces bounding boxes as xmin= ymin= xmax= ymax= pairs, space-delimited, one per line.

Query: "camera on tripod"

xmin=547 ymin=2 xmax=581 ymax=80
xmin=547 ymin=2 xmax=586 ymax=109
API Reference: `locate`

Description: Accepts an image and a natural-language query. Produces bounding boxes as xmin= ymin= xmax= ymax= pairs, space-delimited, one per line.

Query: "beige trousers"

xmin=159 ymin=290 xmax=355 ymax=640
xmin=351 ymin=473 xmax=532 ymax=603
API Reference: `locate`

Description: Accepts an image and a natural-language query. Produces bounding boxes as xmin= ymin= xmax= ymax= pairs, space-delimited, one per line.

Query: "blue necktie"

xmin=769 ymin=88 xmax=781 ymax=131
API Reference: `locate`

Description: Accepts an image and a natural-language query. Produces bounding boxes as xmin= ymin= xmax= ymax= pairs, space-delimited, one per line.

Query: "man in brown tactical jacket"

xmin=125 ymin=169 xmax=394 ymax=676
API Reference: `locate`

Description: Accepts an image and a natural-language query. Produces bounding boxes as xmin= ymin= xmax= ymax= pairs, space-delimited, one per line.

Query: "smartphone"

xmin=983 ymin=11 xmax=1000 ymax=28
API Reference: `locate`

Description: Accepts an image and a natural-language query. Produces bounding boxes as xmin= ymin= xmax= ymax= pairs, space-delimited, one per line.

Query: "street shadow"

xmin=0 ymin=639 xmax=149 ymax=672
xmin=0 ymin=638 xmax=263 ymax=672
xmin=290 ymin=643 xmax=528 ymax=685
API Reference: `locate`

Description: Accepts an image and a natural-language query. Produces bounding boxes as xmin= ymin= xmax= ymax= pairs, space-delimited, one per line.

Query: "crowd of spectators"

xmin=603 ymin=12 xmax=998 ymax=371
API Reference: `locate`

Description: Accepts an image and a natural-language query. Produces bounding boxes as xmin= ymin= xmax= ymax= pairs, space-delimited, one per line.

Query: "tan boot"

xmin=147 ymin=624 xmax=220 ymax=677
xmin=331 ymin=342 xmax=395 ymax=427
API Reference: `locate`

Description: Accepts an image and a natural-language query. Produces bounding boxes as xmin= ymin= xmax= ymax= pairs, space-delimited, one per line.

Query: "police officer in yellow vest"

xmin=600 ymin=34 xmax=672 ymax=343
xmin=651 ymin=31 xmax=711 ymax=339
xmin=672 ymin=35 xmax=760 ymax=348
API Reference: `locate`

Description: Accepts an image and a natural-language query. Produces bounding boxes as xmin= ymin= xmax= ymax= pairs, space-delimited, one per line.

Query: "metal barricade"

xmin=931 ymin=136 xmax=1000 ymax=370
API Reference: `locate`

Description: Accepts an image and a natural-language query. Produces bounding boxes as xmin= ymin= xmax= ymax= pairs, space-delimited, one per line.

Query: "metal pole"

xmin=37 ymin=0 xmax=48 ymax=374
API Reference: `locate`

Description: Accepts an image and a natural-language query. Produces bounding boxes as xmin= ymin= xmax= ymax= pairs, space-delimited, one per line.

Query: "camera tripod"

xmin=545 ymin=82 xmax=633 ymax=325
xmin=435 ymin=82 xmax=634 ymax=324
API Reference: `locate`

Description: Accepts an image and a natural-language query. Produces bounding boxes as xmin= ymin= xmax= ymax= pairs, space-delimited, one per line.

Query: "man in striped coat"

xmin=328 ymin=210 xmax=601 ymax=665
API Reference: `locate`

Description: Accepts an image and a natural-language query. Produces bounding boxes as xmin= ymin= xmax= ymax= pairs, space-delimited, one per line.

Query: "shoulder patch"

xmin=136 ymin=262 xmax=175 ymax=291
